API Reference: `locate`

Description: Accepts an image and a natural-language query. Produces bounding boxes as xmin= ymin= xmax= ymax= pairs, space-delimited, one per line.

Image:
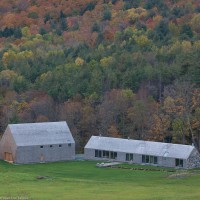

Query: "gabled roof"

xmin=8 ymin=121 xmax=74 ymax=146
xmin=85 ymin=136 xmax=195 ymax=159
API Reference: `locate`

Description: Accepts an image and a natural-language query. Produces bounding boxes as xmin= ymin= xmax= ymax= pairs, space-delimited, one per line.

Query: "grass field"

xmin=0 ymin=160 xmax=200 ymax=200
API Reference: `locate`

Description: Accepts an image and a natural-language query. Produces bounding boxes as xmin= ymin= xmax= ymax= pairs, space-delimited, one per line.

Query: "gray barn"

xmin=0 ymin=121 xmax=75 ymax=164
xmin=84 ymin=136 xmax=200 ymax=169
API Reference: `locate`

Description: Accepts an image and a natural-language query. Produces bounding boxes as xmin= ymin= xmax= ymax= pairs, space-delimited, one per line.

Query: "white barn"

xmin=0 ymin=121 xmax=75 ymax=164
xmin=84 ymin=136 xmax=200 ymax=169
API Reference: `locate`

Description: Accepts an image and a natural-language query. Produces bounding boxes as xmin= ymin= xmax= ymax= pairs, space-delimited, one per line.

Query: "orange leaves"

xmin=149 ymin=113 xmax=170 ymax=141
xmin=1 ymin=13 xmax=19 ymax=28
xmin=108 ymin=125 xmax=121 ymax=138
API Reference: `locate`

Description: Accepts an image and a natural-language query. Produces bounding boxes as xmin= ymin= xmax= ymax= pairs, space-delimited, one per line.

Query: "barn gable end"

xmin=0 ymin=126 xmax=17 ymax=163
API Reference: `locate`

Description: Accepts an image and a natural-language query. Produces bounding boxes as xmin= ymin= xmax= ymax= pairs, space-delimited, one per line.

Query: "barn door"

xmin=4 ymin=152 xmax=13 ymax=162
xmin=40 ymin=154 xmax=45 ymax=162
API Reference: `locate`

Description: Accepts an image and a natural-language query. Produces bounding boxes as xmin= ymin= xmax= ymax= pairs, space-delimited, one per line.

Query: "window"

xmin=50 ymin=145 xmax=53 ymax=148
xmin=114 ymin=152 xmax=117 ymax=159
xmin=99 ymin=150 xmax=102 ymax=158
xmin=145 ymin=155 xmax=149 ymax=163
xmin=95 ymin=150 xmax=102 ymax=158
xmin=103 ymin=150 xmax=109 ymax=158
xmin=111 ymin=151 xmax=114 ymax=159
xmin=142 ymin=155 xmax=145 ymax=163
xmin=154 ymin=156 xmax=158 ymax=164
xmin=175 ymin=159 xmax=183 ymax=167
xmin=105 ymin=151 xmax=109 ymax=158
xmin=95 ymin=150 xmax=116 ymax=159
xmin=95 ymin=150 xmax=98 ymax=157
xmin=110 ymin=151 xmax=117 ymax=159
xmin=126 ymin=153 xmax=133 ymax=161
xmin=142 ymin=155 xmax=158 ymax=164
xmin=40 ymin=146 xmax=43 ymax=148
xmin=68 ymin=143 xmax=71 ymax=147
xmin=59 ymin=144 xmax=62 ymax=147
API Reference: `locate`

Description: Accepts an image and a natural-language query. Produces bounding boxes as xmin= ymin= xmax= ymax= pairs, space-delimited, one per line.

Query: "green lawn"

xmin=0 ymin=160 xmax=200 ymax=200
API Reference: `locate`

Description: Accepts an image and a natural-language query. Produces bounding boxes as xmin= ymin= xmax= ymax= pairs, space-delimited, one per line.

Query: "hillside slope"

xmin=0 ymin=0 xmax=200 ymax=150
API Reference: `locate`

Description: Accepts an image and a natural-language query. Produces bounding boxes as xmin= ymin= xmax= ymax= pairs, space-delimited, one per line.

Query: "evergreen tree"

xmin=180 ymin=25 xmax=193 ymax=40
xmin=14 ymin=28 xmax=22 ymax=38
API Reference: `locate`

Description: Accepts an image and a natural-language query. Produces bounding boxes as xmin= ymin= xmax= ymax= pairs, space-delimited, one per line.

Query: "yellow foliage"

xmin=194 ymin=40 xmax=200 ymax=50
xmin=191 ymin=13 xmax=200 ymax=33
xmin=21 ymin=27 xmax=31 ymax=37
xmin=135 ymin=7 xmax=147 ymax=15
xmin=163 ymin=96 xmax=175 ymax=113
xmin=17 ymin=102 xmax=29 ymax=113
xmin=0 ymin=70 xmax=18 ymax=79
xmin=75 ymin=57 xmax=84 ymax=66
xmin=136 ymin=35 xmax=151 ymax=47
xmin=181 ymin=41 xmax=192 ymax=53
xmin=127 ymin=8 xmax=139 ymax=22
xmin=100 ymin=56 xmax=113 ymax=67
xmin=40 ymin=72 xmax=51 ymax=81
xmin=18 ymin=50 xmax=33 ymax=59
xmin=122 ymin=89 xmax=135 ymax=99
xmin=153 ymin=15 xmax=162 ymax=25
xmin=98 ymin=44 xmax=104 ymax=52
xmin=169 ymin=41 xmax=181 ymax=54
xmin=127 ymin=7 xmax=147 ymax=18
xmin=2 ymin=50 xmax=17 ymax=67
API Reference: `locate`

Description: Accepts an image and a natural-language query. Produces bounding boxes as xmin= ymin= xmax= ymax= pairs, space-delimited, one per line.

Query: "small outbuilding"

xmin=0 ymin=121 xmax=75 ymax=164
xmin=84 ymin=136 xmax=200 ymax=169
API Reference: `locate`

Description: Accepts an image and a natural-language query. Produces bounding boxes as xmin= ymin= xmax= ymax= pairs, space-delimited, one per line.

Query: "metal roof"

xmin=85 ymin=136 xmax=195 ymax=159
xmin=8 ymin=121 xmax=75 ymax=146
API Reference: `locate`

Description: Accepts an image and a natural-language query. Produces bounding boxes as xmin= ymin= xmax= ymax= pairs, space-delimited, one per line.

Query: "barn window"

xmin=145 ymin=155 xmax=149 ymax=163
xmin=95 ymin=150 xmax=116 ymax=159
xmin=50 ymin=145 xmax=53 ymax=148
xmin=154 ymin=156 xmax=158 ymax=164
xmin=110 ymin=151 xmax=117 ymax=159
xmin=68 ymin=143 xmax=71 ymax=147
xmin=95 ymin=150 xmax=102 ymax=158
xmin=104 ymin=151 xmax=109 ymax=158
xmin=142 ymin=155 xmax=157 ymax=164
xmin=98 ymin=150 xmax=102 ymax=157
xmin=142 ymin=155 xmax=145 ymax=163
xmin=150 ymin=156 xmax=153 ymax=163
xmin=126 ymin=153 xmax=133 ymax=161
xmin=95 ymin=150 xmax=98 ymax=157
xmin=59 ymin=144 xmax=62 ymax=147
xmin=103 ymin=150 xmax=109 ymax=158
xmin=40 ymin=146 xmax=43 ymax=148
xmin=175 ymin=159 xmax=183 ymax=167
xmin=105 ymin=151 xmax=109 ymax=158
xmin=114 ymin=152 xmax=117 ymax=159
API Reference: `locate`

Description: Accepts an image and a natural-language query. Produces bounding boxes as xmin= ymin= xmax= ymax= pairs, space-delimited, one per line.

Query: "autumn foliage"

xmin=0 ymin=0 xmax=200 ymax=151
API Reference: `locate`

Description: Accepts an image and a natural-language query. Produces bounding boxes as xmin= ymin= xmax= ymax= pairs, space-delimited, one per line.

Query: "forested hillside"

xmin=0 ymin=0 xmax=200 ymax=151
